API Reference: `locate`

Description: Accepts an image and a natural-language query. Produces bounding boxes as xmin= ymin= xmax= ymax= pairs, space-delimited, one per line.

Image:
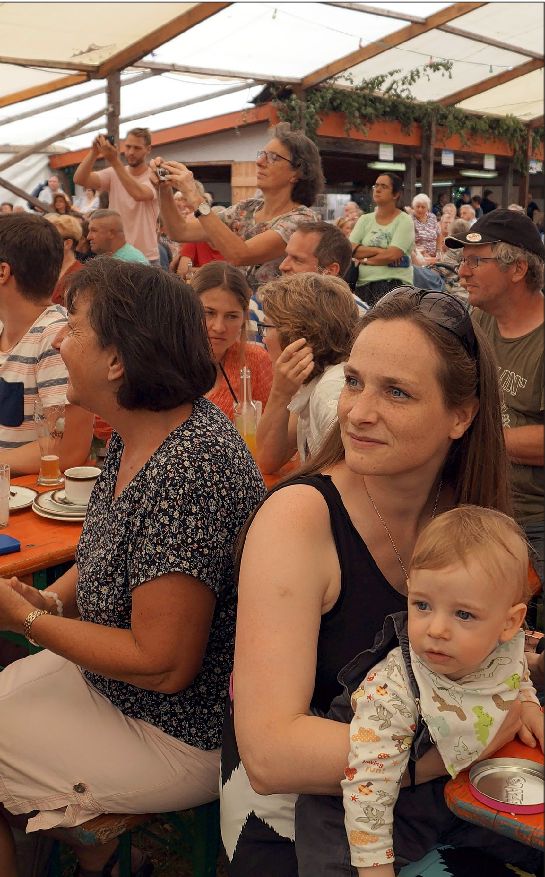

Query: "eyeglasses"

xmin=256 ymin=321 xmax=275 ymax=338
xmin=372 ymin=183 xmax=392 ymax=191
xmin=376 ymin=287 xmax=477 ymax=359
xmin=257 ymin=150 xmax=295 ymax=167
xmin=459 ymin=255 xmax=500 ymax=270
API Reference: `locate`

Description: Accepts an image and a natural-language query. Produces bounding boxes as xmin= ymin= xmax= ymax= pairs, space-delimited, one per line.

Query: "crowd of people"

xmin=0 ymin=123 xmax=542 ymax=877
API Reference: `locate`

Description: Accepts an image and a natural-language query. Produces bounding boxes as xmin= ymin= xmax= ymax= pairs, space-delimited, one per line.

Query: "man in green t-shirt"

xmin=446 ymin=210 xmax=544 ymax=592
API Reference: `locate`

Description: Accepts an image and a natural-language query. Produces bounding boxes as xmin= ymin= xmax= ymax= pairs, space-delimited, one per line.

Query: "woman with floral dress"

xmin=154 ymin=123 xmax=324 ymax=293
xmin=0 ymin=259 xmax=265 ymax=877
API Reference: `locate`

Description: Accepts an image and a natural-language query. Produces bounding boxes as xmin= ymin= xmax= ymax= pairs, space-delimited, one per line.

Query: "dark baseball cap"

xmin=445 ymin=208 xmax=545 ymax=259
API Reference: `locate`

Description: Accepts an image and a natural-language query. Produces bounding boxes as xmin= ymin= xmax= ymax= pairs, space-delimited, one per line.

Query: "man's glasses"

xmin=376 ymin=287 xmax=477 ymax=359
xmin=256 ymin=321 xmax=275 ymax=338
xmin=458 ymin=255 xmax=500 ymax=270
xmin=257 ymin=150 xmax=295 ymax=167
xmin=372 ymin=183 xmax=392 ymax=191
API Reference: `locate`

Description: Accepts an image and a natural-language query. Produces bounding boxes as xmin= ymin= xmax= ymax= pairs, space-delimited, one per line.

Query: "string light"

xmin=264 ymin=5 xmax=538 ymax=71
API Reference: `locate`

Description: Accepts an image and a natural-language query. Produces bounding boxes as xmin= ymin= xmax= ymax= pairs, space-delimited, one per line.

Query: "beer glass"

xmin=34 ymin=399 xmax=65 ymax=486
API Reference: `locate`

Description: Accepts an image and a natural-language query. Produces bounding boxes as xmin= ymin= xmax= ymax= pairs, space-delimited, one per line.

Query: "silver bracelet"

xmin=43 ymin=590 xmax=63 ymax=617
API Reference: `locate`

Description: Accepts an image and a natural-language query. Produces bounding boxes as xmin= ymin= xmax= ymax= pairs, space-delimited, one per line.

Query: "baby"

xmin=342 ymin=505 xmax=543 ymax=877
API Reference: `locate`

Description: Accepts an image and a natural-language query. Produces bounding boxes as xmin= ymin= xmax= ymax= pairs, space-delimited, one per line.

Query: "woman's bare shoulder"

xmin=251 ymin=480 xmax=332 ymax=534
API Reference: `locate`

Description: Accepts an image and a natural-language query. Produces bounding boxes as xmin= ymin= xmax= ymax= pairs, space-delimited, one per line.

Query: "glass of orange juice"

xmin=34 ymin=399 xmax=65 ymax=486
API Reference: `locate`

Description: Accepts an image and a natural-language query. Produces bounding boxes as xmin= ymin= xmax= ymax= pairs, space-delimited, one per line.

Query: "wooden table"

xmin=445 ymin=737 xmax=544 ymax=850
xmin=0 ymin=474 xmax=82 ymax=585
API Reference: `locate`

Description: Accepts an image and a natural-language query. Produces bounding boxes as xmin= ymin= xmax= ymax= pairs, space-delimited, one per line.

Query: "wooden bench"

xmin=47 ymin=800 xmax=220 ymax=877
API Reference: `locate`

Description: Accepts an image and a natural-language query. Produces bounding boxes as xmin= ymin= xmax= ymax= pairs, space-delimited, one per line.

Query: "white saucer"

xmin=9 ymin=486 xmax=38 ymax=511
xmin=52 ymin=489 xmax=88 ymax=511
xmin=32 ymin=490 xmax=87 ymax=522
xmin=32 ymin=503 xmax=86 ymax=523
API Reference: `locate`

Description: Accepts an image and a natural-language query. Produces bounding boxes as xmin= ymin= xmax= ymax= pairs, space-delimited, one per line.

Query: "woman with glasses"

xmin=153 ymin=123 xmax=323 ymax=292
xmin=190 ymin=262 xmax=273 ymax=420
xmin=221 ymin=289 xmax=537 ymax=877
xmin=254 ymin=273 xmax=358 ymax=474
xmin=349 ymin=174 xmax=415 ymax=306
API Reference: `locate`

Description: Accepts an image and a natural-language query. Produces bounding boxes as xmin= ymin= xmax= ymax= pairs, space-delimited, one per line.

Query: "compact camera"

xmin=156 ymin=165 xmax=169 ymax=180
xmin=104 ymin=135 xmax=115 ymax=145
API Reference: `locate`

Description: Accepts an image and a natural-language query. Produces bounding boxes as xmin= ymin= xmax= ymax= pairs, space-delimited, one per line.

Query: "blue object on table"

xmin=0 ymin=535 xmax=20 ymax=555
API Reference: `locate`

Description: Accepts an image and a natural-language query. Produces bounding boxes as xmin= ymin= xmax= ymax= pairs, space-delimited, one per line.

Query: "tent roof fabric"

xmin=0 ymin=1 xmax=542 ymax=156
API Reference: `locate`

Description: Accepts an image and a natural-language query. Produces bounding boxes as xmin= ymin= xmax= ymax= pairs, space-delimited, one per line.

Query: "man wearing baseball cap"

xmin=446 ymin=209 xmax=544 ymax=592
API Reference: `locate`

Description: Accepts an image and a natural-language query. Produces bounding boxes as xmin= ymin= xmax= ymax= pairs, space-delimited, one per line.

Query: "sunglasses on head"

xmin=376 ymin=287 xmax=477 ymax=359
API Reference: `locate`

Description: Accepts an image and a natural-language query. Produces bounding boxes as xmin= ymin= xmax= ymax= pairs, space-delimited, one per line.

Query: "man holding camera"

xmin=74 ymin=128 xmax=159 ymax=264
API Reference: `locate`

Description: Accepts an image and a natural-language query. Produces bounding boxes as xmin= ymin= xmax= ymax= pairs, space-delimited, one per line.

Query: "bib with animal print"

xmin=409 ymin=631 xmax=526 ymax=777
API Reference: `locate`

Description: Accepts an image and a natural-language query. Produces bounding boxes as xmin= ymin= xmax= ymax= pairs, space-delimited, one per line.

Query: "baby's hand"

xmin=518 ymin=702 xmax=544 ymax=751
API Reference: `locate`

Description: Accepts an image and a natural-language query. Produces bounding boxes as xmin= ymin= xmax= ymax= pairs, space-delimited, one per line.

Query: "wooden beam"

xmin=0 ymin=73 xmax=88 ymax=110
xmin=0 ymin=71 xmax=157 ymax=129
xmin=439 ymin=58 xmax=544 ymax=107
xmin=420 ymin=117 xmax=436 ymax=199
xmin=502 ymin=163 xmax=513 ymax=208
xmin=404 ymin=151 xmax=417 ymax=205
xmin=518 ymin=129 xmax=532 ymax=207
xmin=438 ymin=23 xmax=544 ymax=60
xmin=301 ymin=2 xmax=487 ymax=89
xmin=50 ymin=104 xmax=277 ymax=169
xmin=96 ymin=2 xmax=231 ymax=80
xmin=0 ymin=56 xmax=94 ymax=72
xmin=0 ymin=175 xmax=53 ymax=212
xmin=107 ymin=73 xmax=121 ymax=143
xmin=77 ymin=80 xmax=255 ymax=137
xmin=321 ymin=3 xmax=425 ymax=25
xmin=529 ymin=116 xmax=544 ymax=128
xmin=133 ymin=59 xmax=299 ymax=85
xmin=0 ymin=145 xmax=62 ymax=154
xmin=0 ymin=107 xmax=106 ymax=174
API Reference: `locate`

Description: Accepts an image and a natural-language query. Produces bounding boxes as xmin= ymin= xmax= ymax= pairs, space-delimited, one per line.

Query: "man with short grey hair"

xmin=446 ymin=209 xmax=544 ymax=593
xmin=459 ymin=204 xmax=476 ymax=226
xmin=87 ymin=210 xmax=148 ymax=263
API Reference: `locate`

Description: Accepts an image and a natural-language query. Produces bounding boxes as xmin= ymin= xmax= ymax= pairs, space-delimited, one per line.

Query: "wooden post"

xmin=404 ymin=151 xmax=416 ymax=206
xmin=231 ymin=161 xmax=257 ymax=203
xmin=420 ymin=116 xmax=436 ymax=200
xmin=107 ymin=72 xmax=121 ymax=143
xmin=502 ymin=163 xmax=513 ymax=208
xmin=517 ymin=128 xmax=532 ymax=208
xmin=292 ymin=86 xmax=307 ymax=134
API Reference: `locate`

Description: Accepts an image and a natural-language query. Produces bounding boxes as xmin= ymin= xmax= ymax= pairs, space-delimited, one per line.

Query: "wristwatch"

xmin=362 ymin=257 xmax=368 ymax=264
xmin=194 ymin=202 xmax=211 ymax=218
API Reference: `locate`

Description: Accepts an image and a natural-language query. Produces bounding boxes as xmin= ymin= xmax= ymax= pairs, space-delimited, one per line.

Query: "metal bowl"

xmin=469 ymin=758 xmax=543 ymax=815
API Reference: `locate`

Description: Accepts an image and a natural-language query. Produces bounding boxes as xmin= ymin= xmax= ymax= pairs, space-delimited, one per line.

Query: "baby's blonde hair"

xmin=410 ymin=505 xmax=530 ymax=604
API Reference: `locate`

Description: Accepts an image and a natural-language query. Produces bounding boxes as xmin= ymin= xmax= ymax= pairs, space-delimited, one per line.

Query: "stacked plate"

xmin=32 ymin=489 xmax=88 ymax=522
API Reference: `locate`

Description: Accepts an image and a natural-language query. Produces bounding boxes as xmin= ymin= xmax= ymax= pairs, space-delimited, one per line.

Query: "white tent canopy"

xmin=0 ymin=2 xmax=542 ymax=169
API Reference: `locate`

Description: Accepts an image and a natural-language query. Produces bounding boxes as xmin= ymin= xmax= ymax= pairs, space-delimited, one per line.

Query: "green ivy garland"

xmin=271 ymin=64 xmax=542 ymax=175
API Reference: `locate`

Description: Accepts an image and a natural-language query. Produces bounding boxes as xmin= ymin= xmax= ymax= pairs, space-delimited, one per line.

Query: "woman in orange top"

xmin=191 ymin=263 xmax=273 ymax=420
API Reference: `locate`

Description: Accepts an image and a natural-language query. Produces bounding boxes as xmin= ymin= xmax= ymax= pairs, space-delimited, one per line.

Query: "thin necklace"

xmin=364 ymin=479 xmax=443 ymax=580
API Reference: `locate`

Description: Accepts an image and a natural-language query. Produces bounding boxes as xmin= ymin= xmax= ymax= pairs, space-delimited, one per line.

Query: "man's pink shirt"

xmin=96 ymin=166 xmax=159 ymax=261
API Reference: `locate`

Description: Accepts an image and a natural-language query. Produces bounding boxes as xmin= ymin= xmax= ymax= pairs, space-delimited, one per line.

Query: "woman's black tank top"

xmin=289 ymin=474 xmax=408 ymax=714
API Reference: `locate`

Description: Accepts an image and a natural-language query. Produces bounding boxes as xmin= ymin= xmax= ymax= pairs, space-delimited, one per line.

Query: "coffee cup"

xmin=64 ymin=466 xmax=101 ymax=505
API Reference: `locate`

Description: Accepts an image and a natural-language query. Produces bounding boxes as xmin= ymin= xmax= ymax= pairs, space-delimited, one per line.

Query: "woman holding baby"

xmin=221 ymin=288 xmax=542 ymax=876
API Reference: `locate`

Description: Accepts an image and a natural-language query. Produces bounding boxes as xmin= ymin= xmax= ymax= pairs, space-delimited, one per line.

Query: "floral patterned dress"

xmin=76 ymin=397 xmax=265 ymax=750
xmin=217 ymin=198 xmax=316 ymax=291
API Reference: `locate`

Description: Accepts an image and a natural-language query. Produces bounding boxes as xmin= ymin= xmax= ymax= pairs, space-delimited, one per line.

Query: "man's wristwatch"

xmin=362 ymin=257 xmax=368 ymax=264
xmin=194 ymin=202 xmax=211 ymax=219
